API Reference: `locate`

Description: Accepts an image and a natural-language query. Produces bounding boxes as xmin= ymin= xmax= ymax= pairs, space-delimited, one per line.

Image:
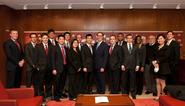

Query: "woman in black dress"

xmin=67 ymin=39 xmax=82 ymax=100
xmin=152 ymin=34 xmax=170 ymax=100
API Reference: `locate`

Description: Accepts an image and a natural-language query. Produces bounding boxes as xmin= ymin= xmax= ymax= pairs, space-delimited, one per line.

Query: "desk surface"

xmin=75 ymin=94 xmax=135 ymax=106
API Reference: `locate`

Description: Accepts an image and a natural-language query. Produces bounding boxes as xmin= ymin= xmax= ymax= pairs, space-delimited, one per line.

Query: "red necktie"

xmin=45 ymin=44 xmax=48 ymax=55
xmin=109 ymin=46 xmax=113 ymax=54
xmin=61 ymin=46 xmax=67 ymax=65
xmin=15 ymin=41 xmax=20 ymax=50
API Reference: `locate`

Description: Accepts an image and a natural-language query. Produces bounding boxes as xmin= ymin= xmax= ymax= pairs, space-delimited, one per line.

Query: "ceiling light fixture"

xmin=100 ymin=3 xmax=104 ymax=9
xmin=68 ymin=3 xmax=72 ymax=9
xmin=176 ymin=4 xmax=181 ymax=9
xmin=44 ymin=4 xmax=48 ymax=9
xmin=23 ymin=4 xmax=28 ymax=10
xmin=129 ymin=4 xmax=133 ymax=9
xmin=153 ymin=3 xmax=157 ymax=9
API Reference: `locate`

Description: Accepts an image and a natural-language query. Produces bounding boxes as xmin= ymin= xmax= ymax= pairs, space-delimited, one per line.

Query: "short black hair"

xmin=63 ymin=32 xmax=71 ymax=36
xmin=110 ymin=35 xmax=116 ymax=38
xmin=48 ymin=29 xmax=55 ymax=34
xmin=118 ymin=33 xmax=123 ymax=35
xmin=41 ymin=33 xmax=48 ymax=37
xmin=85 ymin=34 xmax=93 ymax=38
xmin=9 ymin=29 xmax=18 ymax=33
xmin=167 ymin=31 xmax=174 ymax=35
xmin=97 ymin=32 xmax=104 ymax=36
xmin=126 ymin=34 xmax=133 ymax=38
xmin=29 ymin=33 xmax=37 ymax=38
xmin=157 ymin=34 xmax=166 ymax=40
xmin=58 ymin=34 xmax=65 ymax=39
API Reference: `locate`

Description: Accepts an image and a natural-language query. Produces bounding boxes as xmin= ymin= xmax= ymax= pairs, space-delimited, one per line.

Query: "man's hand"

xmin=100 ymin=68 xmax=104 ymax=72
xmin=52 ymin=69 xmax=57 ymax=75
xmin=135 ymin=66 xmax=140 ymax=71
xmin=83 ymin=68 xmax=87 ymax=72
xmin=121 ymin=65 xmax=125 ymax=71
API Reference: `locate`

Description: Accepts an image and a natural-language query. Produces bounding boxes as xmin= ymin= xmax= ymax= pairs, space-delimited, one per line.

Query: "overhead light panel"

xmin=23 ymin=4 xmax=28 ymax=10
xmin=129 ymin=4 xmax=133 ymax=9
xmin=44 ymin=4 xmax=48 ymax=9
xmin=153 ymin=3 xmax=157 ymax=9
xmin=100 ymin=3 xmax=104 ymax=9
xmin=176 ymin=4 xmax=181 ymax=9
xmin=68 ymin=3 xmax=72 ymax=9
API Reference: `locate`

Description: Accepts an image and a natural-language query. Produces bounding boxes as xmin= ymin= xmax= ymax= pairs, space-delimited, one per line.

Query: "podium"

xmin=75 ymin=94 xmax=135 ymax=106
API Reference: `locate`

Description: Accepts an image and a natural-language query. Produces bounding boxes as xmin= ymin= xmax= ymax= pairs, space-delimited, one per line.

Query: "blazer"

xmin=67 ymin=48 xmax=82 ymax=74
xmin=155 ymin=45 xmax=171 ymax=75
xmin=81 ymin=44 xmax=94 ymax=72
xmin=122 ymin=43 xmax=139 ymax=70
xmin=52 ymin=44 xmax=68 ymax=73
xmin=108 ymin=44 xmax=123 ymax=71
xmin=3 ymin=39 xmax=24 ymax=71
xmin=25 ymin=42 xmax=37 ymax=71
xmin=35 ymin=43 xmax=53 ymax=72
xmin=93 ymin=41 xmax=109 ymax=71
xmin=145 ymin=43 xmax=158 ymax=65
xmin=167 ymin=40 xmax=180 ymax=65
xmin=136 ymin=45 xmax=146 ymax=67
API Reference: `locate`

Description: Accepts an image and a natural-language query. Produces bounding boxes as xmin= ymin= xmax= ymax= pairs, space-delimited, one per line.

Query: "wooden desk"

xmin=75 ymin=94 xmax=135 ymax=106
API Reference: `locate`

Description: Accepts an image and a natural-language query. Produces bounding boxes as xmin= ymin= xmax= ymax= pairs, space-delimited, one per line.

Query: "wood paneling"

xmin=1 ymin=7 xmax=185 ymax=85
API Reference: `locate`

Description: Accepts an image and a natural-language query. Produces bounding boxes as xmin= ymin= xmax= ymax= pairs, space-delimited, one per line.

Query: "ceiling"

xmin=0 ymin=0 xmax=185 ymax=10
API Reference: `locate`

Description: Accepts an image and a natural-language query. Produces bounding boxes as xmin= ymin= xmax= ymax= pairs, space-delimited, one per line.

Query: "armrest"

xmin=6 ymin=88 xmax=34 ymax=99
xmin=0 ymin=99 xmax=17 ymax=106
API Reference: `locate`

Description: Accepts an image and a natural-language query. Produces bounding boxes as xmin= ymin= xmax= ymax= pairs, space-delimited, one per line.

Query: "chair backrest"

xmin=0 ymin=81 xmax=9 ymax=99
xmin=0 ymin=81 xmax=5 ymax=88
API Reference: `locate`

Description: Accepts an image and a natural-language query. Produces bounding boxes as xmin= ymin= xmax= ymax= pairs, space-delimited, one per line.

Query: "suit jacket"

xmin=35 ymin=43 xmax=53 ymax=72
xmin=67 ymin=48 xmax=82 ymax=74
xmin=52 ymin=44 xmax=68 ymax=73
xmin=25 ymin=42 xmax=37 ymax=71
xmin=3 ymin=39 xmax=24 ymax=71
xmin=48 ymin=39 xmax=57 ymax=46
xmin=81 ymin=44 xmax=94 ymax=72
xmin=93 ymin=41 xmax=109 ymax=71
xmin=145 ymin=43 xmax=158 ymax=65
xmin=108 ymin=44 xmax=123 ymax=71
xmin=122 ymin=43 xmax=139 ymax=70
xmin=155 ymin=45 xmax=171 ymax=75
xmin=167 ymin=40 xmax=180 ymax=65
xmin=136 ymin=45 xmax=146 ymax=67
xmin=116 ymin=41 xmax=126 ymax=46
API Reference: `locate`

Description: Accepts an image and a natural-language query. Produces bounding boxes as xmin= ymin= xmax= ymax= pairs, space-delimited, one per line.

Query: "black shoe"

xmin=61 ymin=93 xmax=68 ymax=98
xmin=153 ymin=93 xmax=157 ymax=96
xmin=132 ymin=96 xmax=136 ymax=99
xmin=54 ymin=98 xmax=61 ymax=102
xmin=145 ymin=91 xmax=152 ymax=94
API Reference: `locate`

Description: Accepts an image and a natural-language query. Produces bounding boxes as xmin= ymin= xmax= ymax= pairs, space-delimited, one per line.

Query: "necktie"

xmin=45 ymin=44 xmax=48 ymax=55
xmin=61 ymin=46 xmax=67 ymax=65
xmin=15 ymin=41 xmax=20 ymax=50
xmin=96 ymin=42 xmax=100 ymax=50
xmin=128 ymin=44 xmax=132 ymax=54
xmin=109 ymin=46 xmax=113 ymax=54
xmin=89 ymin=45 xmax=93 ymax=54
xmin=52 ymin=40 xmax=55 ymax=46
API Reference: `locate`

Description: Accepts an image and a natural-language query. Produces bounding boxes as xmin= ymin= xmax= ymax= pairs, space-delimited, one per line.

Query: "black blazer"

xmin=145 ymin=43 xmax=158 ymax=65
xmin=48 ymin=39 xmax=57 ymax=46
xmin=116 ymin=41 xmax=126 ymax=46
xmin=52 ymin=44 xmax=68 ymax=73
xmin=25 ymin=42 xmax=37 ymax=71
xmin=3 ymin=39 xmax=24 ymax=71
xmin=136 ymin=45 xmax=146 ymax=67
xmin=155 ymin=45 xmax=171 ymax=75
xmin=167 ymin=40 xmax=180 ymax=65
xmin=81 ymin=44 xmax=94 ymax=72
xmin=93 ymin=42 xmax=109 ymax=71
xmin=122 ymin=43 xmax=139 ymax=70
xmin=108 ymin=44 xmax=123 ymax=71
xmin=35 ymin=43 xmax=53 ymax=72
xmin=67 ymin=48 xmax=82 ymax=74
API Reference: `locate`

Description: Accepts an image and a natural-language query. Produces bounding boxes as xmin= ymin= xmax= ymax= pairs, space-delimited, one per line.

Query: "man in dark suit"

xmin=25 ymin=33 xmax=38 ymax=95
xmin=64 ymin=32 xmax=71 ymax=49
xmin=48 ymin=29 xmax=57 ymax=46
xmin=81 ymin=34 xmax=94 ymax=94
xmin=94 ymin=32 xmax=109 ymax=94
xmin=166 ymin=31 xmax=180 ymax=85
xmin=108 ymin=35 xmax=123 ymax=94
xmin=35 ymin=33 xmax=53 ymax=100
xmin=144 ymin=35 xmax=157 ymax=95
xmin=121 ymin=34 xmax=139 ymax=99
xmin=52 ymin=34 xmax=68 ymax=101
xmin=117 ymin=33 xmax=126 ymax=46
xmin=3 ymin=29 xmax=24 ymax=88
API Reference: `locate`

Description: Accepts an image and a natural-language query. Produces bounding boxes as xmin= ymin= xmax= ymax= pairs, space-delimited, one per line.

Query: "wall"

xmin=1 ymin=7 xmax=185 ymax=85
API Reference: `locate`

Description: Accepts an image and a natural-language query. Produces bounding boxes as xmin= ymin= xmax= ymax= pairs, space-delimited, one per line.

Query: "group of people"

xmin=3 ymin=29 xmax=180 ymax=101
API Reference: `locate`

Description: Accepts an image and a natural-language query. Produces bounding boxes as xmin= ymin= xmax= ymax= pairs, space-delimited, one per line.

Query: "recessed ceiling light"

xmin=68 ymin=3 xmax=72 ymax=9
xmin=153 ymin=3 xmax=157 ymax=9
xmin=23 ymin=4 xmax=27 ymax=10
xmin=176 ymin=4 xmax=181 ymax=9
xmin=44 ymin=4 xmax=48 ymax=9
xmin=129 ymin=4 xmax=133 ymax=9
xmin=100 ymin=3 xmax=104 ymax=9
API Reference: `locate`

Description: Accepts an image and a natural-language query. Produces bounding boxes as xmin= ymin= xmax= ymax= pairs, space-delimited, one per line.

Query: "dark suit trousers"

xmin=167 ymin=64 xmax=177 ymax=85
xmin=82 ymin=71 xmax=94 ymax=93
xmin=53 ymin=71 xmax=64 ymax=99
xmin=95 ymin=71 xmax=106 ymax=94
xmin=26 ymin=69 xmax=33 ymax=87
xmin=110 ymin=70 xmax=120 ymax=94
xmin=121 ymin=69 xmax=136 ymax=97
xmin=32 ymin=69 xmax=40 ymax=96
xmin=68 ymin=73 xmax=78 ymax=99
xmin=44 ymin=69 xmax=53 ymax=98
xmin=6 ymin=67 xmax=22 ymax=88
